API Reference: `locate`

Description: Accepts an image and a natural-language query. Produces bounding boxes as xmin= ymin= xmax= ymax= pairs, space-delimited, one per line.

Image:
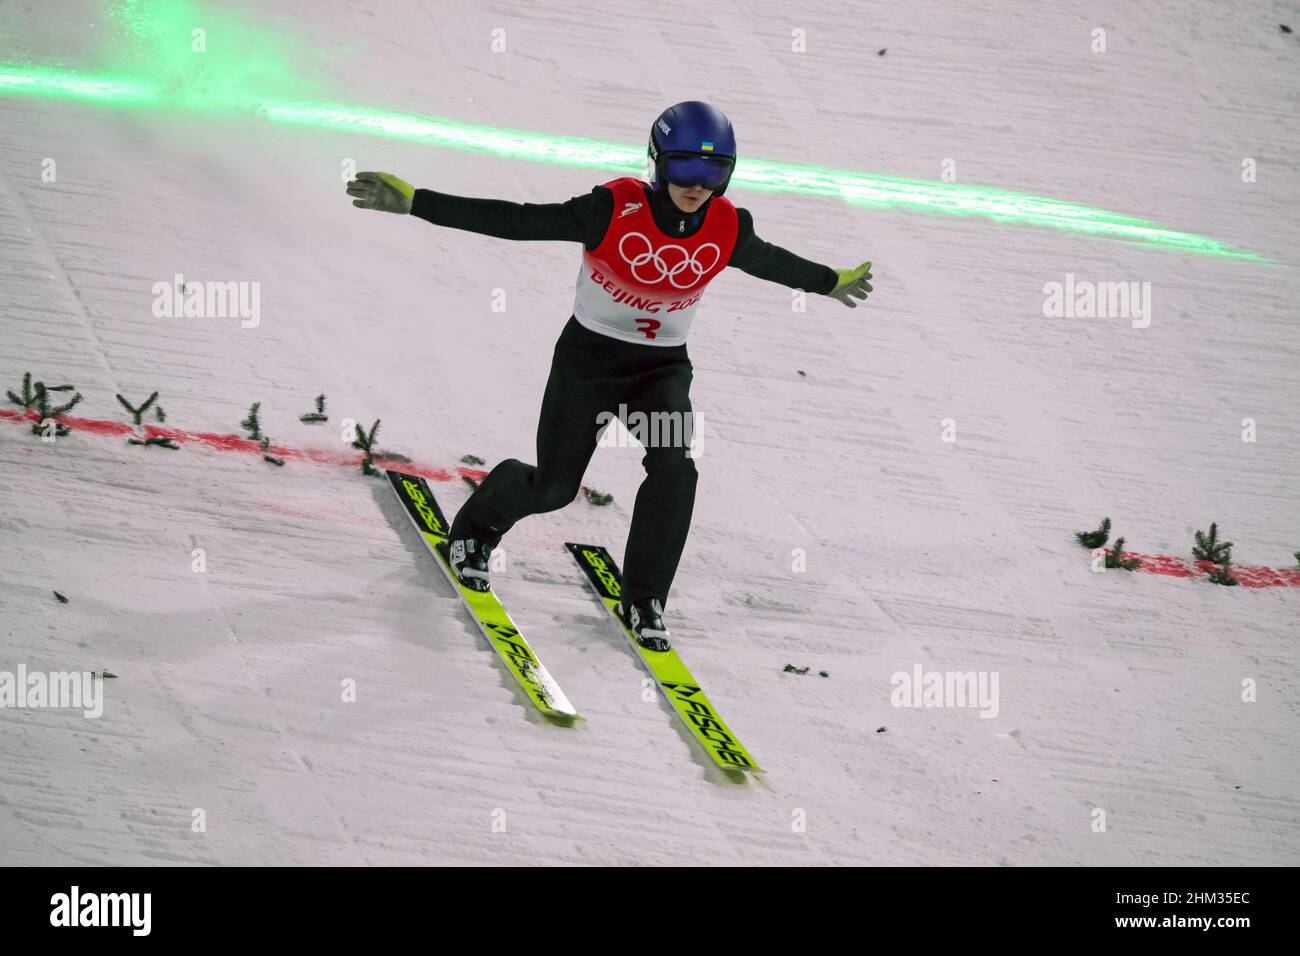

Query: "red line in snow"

xmin=0 ymin=406 xmax=487 ymax=484
xmin=1099 ymin=548 xmax=1300 ymax=589
xmin=7 ymin=409 xmax=1294 ymax=587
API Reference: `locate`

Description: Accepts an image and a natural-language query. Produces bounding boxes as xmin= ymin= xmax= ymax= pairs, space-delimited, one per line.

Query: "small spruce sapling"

xmin=1076 ymin=517 xmax=1111 ymax=549
xmin=1105 ymin=537 xmax=1142 ymax=570
xmin=240 ymin=402 xmax=263 ymax=441
xmin=352 ymin=418 xmax=382 ymax=475
xmin=299 ymin=394 xmax=328 ymax=424
xmin=1193 ymin=522 xmax=1237 ymax=586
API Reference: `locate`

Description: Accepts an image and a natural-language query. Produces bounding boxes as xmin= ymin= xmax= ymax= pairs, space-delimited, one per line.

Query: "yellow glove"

xmin=347 ymin=171 xmax=415 ymax=214
xmin=828 ymin=260 xmax=873 ymax=307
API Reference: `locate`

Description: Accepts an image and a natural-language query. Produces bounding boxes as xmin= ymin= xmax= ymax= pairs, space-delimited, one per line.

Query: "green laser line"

xmin=0 ymin=64 xmax=1263 ymax=261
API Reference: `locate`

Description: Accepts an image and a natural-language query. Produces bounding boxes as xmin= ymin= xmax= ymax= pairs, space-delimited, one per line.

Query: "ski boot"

xmin=619 ymin=596 xmax=672 ymax=652
xmin=447 ymin=536 xmax=495 ymax=592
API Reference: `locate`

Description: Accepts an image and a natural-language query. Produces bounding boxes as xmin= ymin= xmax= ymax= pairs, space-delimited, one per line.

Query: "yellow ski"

xmin=565 ymin=542 xmax=760 ymax=772
xmin=387 ymin=470 xmax=577 ymax=719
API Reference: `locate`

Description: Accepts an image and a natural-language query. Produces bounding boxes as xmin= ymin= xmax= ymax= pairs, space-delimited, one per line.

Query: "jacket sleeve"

xmin=409 ymin=186 xmax=612 ymax=248
xmin=727 ymin=207 xmax=840 ymax=295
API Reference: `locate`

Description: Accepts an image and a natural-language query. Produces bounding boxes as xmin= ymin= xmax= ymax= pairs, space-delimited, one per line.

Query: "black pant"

xmin=450 ymin=317 xmax=698 ymax=607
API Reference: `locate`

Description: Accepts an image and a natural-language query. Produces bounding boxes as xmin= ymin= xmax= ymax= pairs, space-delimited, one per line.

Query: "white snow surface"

xmin=1 ymin=0 xmax=1297 ymax=866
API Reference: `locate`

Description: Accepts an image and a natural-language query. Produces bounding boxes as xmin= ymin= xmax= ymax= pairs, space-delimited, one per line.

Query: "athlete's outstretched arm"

xmin=347 ymin=171 xmax=605 ymax=245
xmin=729 ymin=207 xmax=874 ymax=307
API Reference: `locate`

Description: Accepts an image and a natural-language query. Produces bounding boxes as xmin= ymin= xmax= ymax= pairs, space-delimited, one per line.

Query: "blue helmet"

xmin=647 ymin=101 xmax=737 ymax=196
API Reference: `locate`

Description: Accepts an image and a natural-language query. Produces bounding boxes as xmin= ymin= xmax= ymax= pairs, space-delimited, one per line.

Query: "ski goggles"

xmin=661 ymin=152 xmax=734 ymax=190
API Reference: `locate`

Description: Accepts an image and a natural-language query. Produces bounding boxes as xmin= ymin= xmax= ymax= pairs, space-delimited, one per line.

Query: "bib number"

xmin=634 ymin=318 xmax=662 ymax=340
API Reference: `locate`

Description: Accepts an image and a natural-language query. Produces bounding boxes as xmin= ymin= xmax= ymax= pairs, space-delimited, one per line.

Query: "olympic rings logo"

xmin=618 ymin=232 xmax=721 ymax=289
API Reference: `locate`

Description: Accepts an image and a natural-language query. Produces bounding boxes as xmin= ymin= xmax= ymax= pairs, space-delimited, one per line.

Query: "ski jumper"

xmin=450 ymin=177 xmax=738 ymax=607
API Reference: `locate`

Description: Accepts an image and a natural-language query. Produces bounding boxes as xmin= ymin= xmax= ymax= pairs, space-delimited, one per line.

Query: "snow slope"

xmin=1 ymin=0 xmax=1297 ymax=865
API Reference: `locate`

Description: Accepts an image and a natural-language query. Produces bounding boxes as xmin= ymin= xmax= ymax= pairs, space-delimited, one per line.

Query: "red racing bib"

xmin=571 ymin=177 xmax=738 ymax=346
